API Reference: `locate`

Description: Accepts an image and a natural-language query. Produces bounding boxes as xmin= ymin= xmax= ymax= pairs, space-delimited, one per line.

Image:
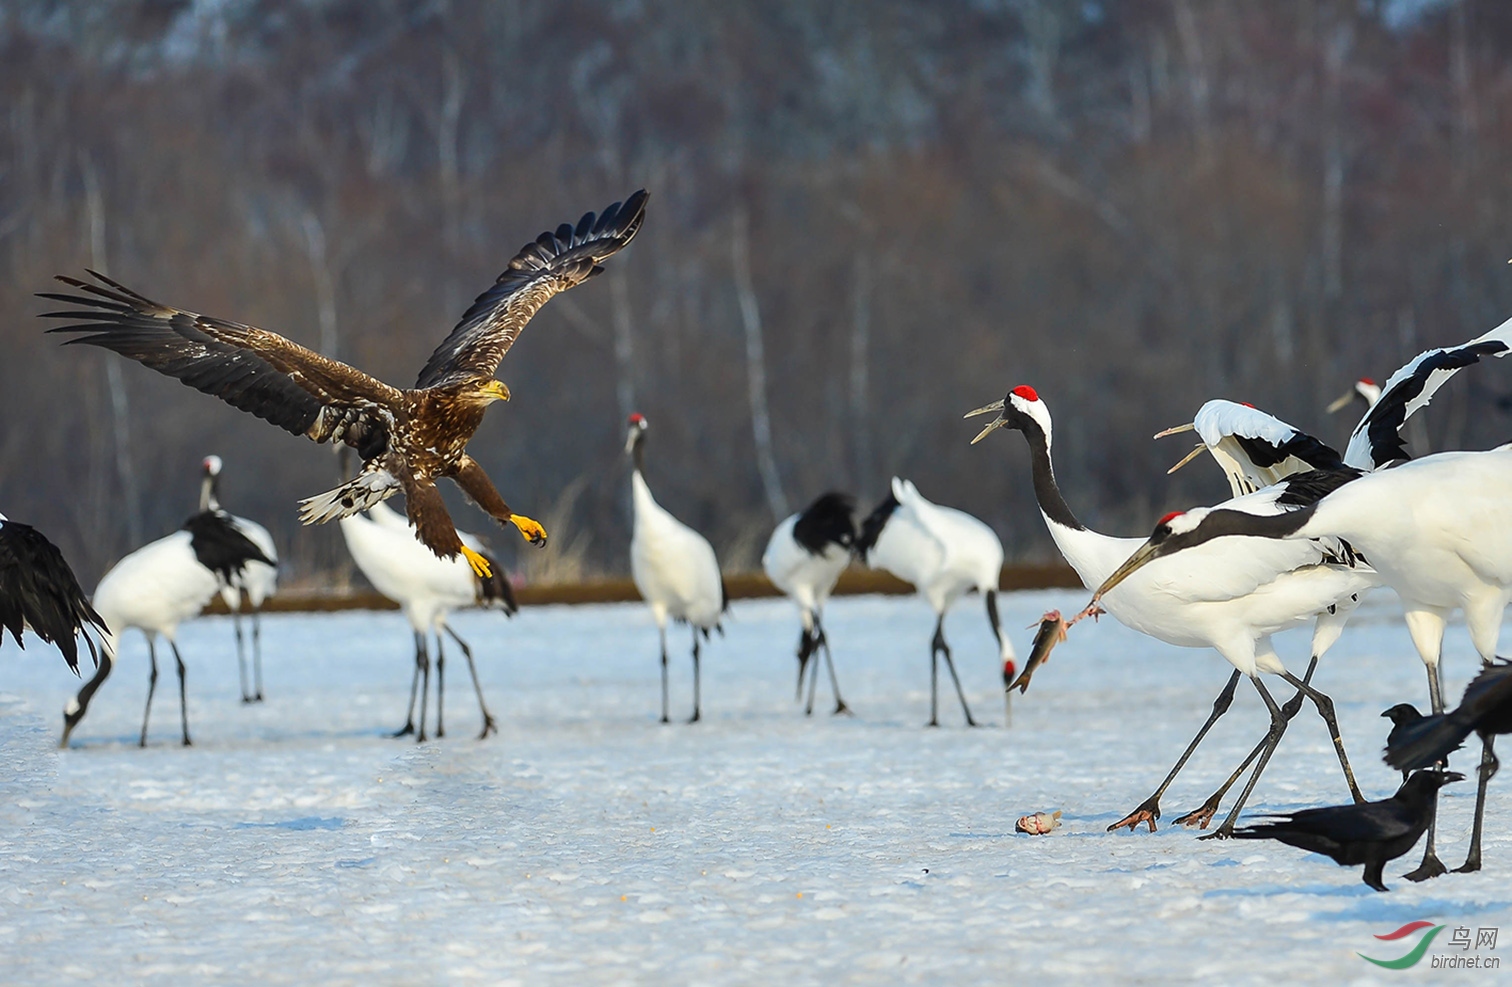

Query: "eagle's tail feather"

xmin=299 ymin=470 xmax=399 ymax=525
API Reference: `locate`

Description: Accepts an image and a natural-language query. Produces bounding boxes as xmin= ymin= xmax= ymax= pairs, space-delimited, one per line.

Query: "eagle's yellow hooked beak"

xmin=479 ymin=380 xmax=511 ymax=403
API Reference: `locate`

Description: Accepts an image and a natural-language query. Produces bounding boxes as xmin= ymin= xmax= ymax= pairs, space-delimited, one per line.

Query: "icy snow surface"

xmin=2 ymin=590 xmax=1509 ymax=984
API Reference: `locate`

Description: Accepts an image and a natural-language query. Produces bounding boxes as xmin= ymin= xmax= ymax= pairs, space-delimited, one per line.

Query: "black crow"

xmin=1385 ymin=661 xmax=1512 ymax=872
xmin=1230 ymin=771 xmax=1462 ymax=891
xmin=1381 ymin=703 xmax=1432 ymax=782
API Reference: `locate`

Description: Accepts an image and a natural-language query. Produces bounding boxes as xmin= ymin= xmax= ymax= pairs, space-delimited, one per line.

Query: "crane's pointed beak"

xmin=965 ymin=400 xmax=1006 ymax=445
xmin=1152 ymin=422 xmax=1195 ymax=439
xmin=1166 ymin=442 xmax=1207 ymax=475
xmin=1089 ymin=539 xmax=1165 ymax=605
xmin=1325 ymin=391 xmax=1355 ymax=414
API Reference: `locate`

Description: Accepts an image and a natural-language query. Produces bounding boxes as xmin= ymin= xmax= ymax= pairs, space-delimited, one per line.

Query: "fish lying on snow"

xmin=1016 ymin=810 xmax=1063 ymax=835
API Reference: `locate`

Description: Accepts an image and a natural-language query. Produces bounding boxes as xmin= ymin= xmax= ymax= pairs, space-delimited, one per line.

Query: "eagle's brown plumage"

xmin=41 ymin=191 xmax=649 ymax=577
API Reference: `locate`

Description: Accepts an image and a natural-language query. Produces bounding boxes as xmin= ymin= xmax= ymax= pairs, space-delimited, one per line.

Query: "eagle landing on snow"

xmin=41 ymin=191 xmax=648 ymax=579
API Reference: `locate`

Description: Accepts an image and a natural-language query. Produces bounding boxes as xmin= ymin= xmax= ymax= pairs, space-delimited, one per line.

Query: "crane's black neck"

xmin=1015 ymin=419 xmax=1085 ymax=532
xmin=630 ymin=431 xmax=646 ymax=474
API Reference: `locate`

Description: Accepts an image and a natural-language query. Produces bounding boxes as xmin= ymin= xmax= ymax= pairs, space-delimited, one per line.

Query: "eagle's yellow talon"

xmin=460 ymin=545 xmax=493 ymax=579
xmin=510 ymin=514 xmax=548 ymax=547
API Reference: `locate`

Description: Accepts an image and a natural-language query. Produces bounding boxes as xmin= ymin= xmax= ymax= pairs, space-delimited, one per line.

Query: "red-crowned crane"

xmin=62 ymin=511 xmax=271 ymax=747
xmin=967 ymin=386 xmax=1374 ymax=835
xmin=199 ymin=455 xmax=278 ymax=702
xmin=1325 ymin=377 xmax=1381 ymax=415
xmin=339 ymin=500 xmax=516 ymax=741
xmin=627 ymin=414 xmax=727 ymax=723
xmin=762 ymin=492 xmax=856 ymax=715
xmin=856 ymin=477 xmax=1014 ymax=728
xmin=0 ymin=513 xmax=107 ymax=674
xmin=1088 ymin=443 xmax=1512 ymax=875
xmin=1124 ymin=318 xmax=1512 ymax=864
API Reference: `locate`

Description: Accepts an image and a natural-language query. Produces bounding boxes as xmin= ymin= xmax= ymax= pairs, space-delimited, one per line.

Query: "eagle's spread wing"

xmin=41 ymin=272 xmax=403 ymax=460
xmin=414 ymin=190 xmax=648 ymax=389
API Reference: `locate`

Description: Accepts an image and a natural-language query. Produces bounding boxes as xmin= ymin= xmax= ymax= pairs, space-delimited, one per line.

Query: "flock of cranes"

xmin=4 ymin=190 xmax=1512 ymax=896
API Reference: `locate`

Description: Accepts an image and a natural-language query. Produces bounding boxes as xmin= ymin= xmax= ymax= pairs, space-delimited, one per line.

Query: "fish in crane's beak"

xmin=964 ymin=399 xmax=1006 ymax=444
xmin=1152 ymin=422 xmax=1206 ymax=475
xmin=1007 ymin=611 xmax=1068 ymax=695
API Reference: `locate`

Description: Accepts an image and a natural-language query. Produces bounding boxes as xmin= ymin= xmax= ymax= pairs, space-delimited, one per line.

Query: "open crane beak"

xmin=964 ymin=399 xmax=1006 ymax=445
xmin=1165 ymin=443 xmax=1207 ymax=475
xmin=1152 ymin=422 xmax=1195 ymax=439
xmin=1325 ymin=391 xmax=1356 ymax=414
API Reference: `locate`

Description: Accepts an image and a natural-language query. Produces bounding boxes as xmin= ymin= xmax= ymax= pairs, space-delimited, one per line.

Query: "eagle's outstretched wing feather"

xmin=414 ymin=190 xmax=648 ymax=389
xmin=41 ymin=271 xmax=403 ymax=459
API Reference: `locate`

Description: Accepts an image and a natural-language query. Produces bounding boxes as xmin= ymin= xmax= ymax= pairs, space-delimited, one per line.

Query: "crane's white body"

xmin=630 ymin=471 xmax=724 ymax=632
xmin=340 ymin=502 xmax=490 ymax=632
xmin=762 ymin=513 xmax=848 ymax=631
xmin=91 ymin=531 xmax=221 ymax=650
xmin=1273 ymin=448 xmax=1512 ymax=668
xmin=866 ymin=477 xmax=1014 ymax=667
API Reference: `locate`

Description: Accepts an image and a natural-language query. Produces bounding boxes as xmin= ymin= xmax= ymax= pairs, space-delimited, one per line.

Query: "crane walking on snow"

xmin=762 ymin=492 xmax=857 ymax=716
xmin=627 ymin=414 xmax=727 ymax=723
xmin=857 ymin=477 xmax=1014 ymax=728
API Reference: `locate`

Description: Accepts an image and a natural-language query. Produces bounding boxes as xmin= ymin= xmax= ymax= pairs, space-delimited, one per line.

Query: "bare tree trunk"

xmin=849 ymin=251 xmax=873 ymax=491
xmin=731 ymin=207 xmax=788 ymax=522
xmin=301 ymin=211 xmax=340 ymax=359
xmin=81 ymin=152 xmax=142 ymax=548
xmin=1320 ymin=13 xmax=1352 ymax=303
xmin=610 ymin=263 xmax=636 ymax=420
xmin=439 ymin=46 xmax=467 ymax=316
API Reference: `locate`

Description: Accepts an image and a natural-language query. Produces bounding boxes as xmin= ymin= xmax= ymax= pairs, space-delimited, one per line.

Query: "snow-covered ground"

xmin=2 ymin=589 xmax=1509 ymax=984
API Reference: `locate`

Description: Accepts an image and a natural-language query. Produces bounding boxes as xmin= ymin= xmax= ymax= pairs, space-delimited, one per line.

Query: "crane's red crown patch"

xmin=1011 ymin=385 xmax=1039 ymax=402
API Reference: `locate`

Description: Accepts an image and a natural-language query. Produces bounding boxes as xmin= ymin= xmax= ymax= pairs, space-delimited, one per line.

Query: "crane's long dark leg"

xmin=434 ymin=630 xmax=447 ymax=739
xmin=62 ymin=650 xmax=115 ymax=747
xmin=1455 ymin=736 xmax=1498 ymax=874
xmin=659 ymin=623 xmax=670 ymax=725
xmin=252 ymin=608 xmax=264 ymax=702
xmin=1109 ymin=669 xmax=1241 ymax=833
xmin=1406 ymin=661 xmax=1450 ymax=882
xmin=444 ymin=623 xmax=497 ymax=739
xmin=234 ymin=610 xmax=252 ymax=703
xmin=392 ymin=630 xmax=423 ymax=738
xmin=1280 ymin=668 xmax=1363 ymax=802
xmin=928 ymin=617 xmax=942 ymax=728
xmin=804 ymin=635 xmax=821 ymax=716
xmin=1203 ymin=677 xmax=1291 ymax=840
xmin=689 ymin=628 xmax=702 ymax=724
xmin=1175 ymin=658 xmax=1320 ymax=830
xmin=935 ymin=619 xmax=977 ymax=727
xmin=170 ymin=640 xmax=192 ymax=747
xmin=818 ymin=620 xmax=850 ymax=715
xmin=140 ymin=636 xmax=160 ymax=748
xmin=795 ymin=626 xmax=813 ymax=703
xmin=415 ymin=633 xmax=431 ymax=743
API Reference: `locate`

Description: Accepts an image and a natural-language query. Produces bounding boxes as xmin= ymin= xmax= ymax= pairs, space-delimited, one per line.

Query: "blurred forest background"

xmin=4 ymin=0 xmax=1512 ymax=588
